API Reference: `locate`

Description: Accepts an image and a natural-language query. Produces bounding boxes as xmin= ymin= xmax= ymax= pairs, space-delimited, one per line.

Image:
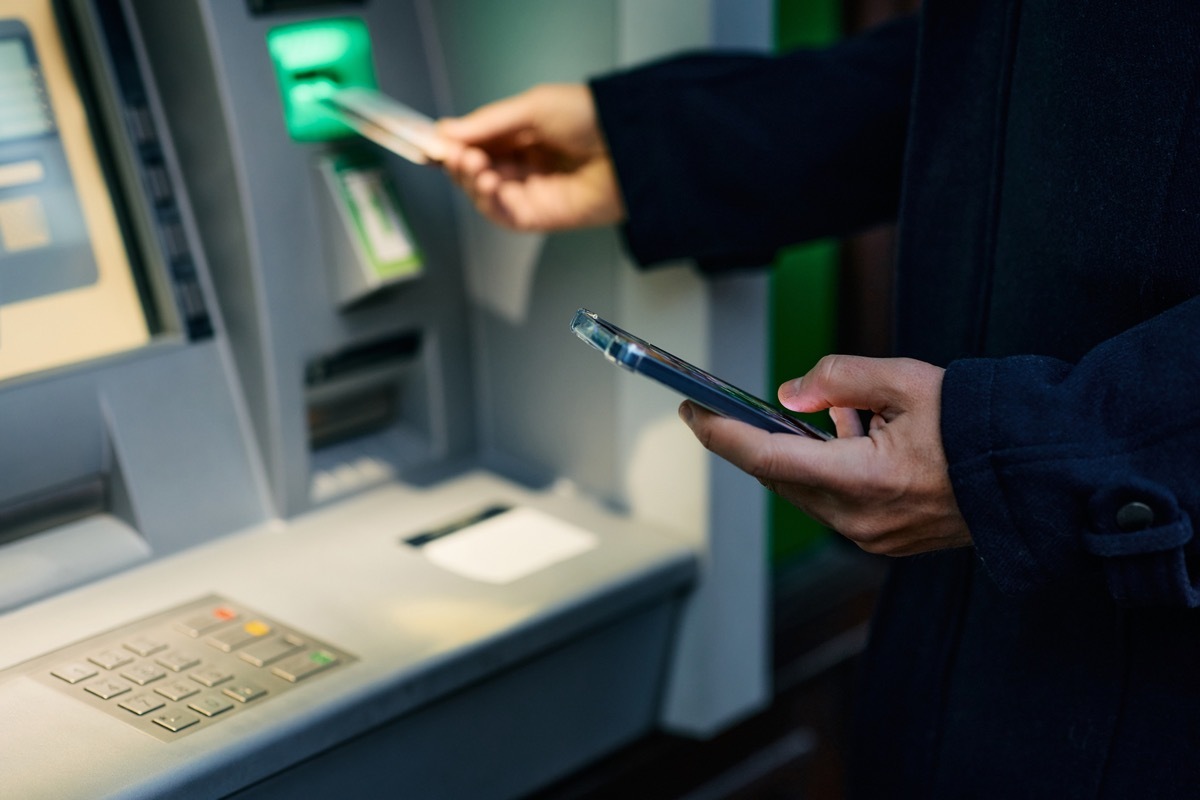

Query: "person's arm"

xmin=438 ymin=16 xmax=918 ymax=257
xmin=942 ymin=293 xmax=1200 ymax=607
xmin=681 ymin=294 xmax=1200 ymax=609
xmin=590 ymin=14 xmax=917 ymax=270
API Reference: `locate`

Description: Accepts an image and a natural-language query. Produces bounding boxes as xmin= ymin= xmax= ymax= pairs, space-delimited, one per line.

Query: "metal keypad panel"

xmin=22 ymin=595 xmax=356 ymax=742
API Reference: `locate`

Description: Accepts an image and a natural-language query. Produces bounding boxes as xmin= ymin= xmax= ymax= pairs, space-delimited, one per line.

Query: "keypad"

xmin=27 ymin=595 xmax=355 ymax=742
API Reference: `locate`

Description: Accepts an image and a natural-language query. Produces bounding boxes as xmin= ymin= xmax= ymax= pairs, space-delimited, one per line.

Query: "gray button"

xmin=222 ymin=683 xmax=267 ymax=703
xmin=190 ymin=667 xmax=232 ymax=688
xmin=155 ymin=679 xmax=200 ymax=702
xmin=85 ymin=678 xmax=133 ymax=700
xmin=121 ymin=663 xmax=167 ymax=686
xmin=188 ymin=695 xmax=234 ymax=717
xmin=1117 ymin=501 xmax=1156 ymax=532
xmin=89 ymin=649 xmax=134 ymax=670
xmin=238 ymin=635 xmax=303 ymax=667
xmin=124 ymin=636 xmax=168 ymax=657
xmin=271 ymin=649 xmax=339 ymax=683
xmin=51 ymin=663 xmax=98 ymax=684
xmin=119 ymin=693 xmax=166 ymax=716
xmin=156 ymin=651 xmax=201 ymax=672
xmin=153 ymin=712 xmax=200 ymax=732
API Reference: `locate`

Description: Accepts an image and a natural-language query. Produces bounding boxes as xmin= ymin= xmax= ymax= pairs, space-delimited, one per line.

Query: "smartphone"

xmin=321 ymin=87 xmax=446 ymax=165
xmin=570 ymin=309 xmax=831 ymax=439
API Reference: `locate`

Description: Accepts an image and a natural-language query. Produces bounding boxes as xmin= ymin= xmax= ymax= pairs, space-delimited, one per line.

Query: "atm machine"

xmin=0 ymin=1 xmax=782 ymax=797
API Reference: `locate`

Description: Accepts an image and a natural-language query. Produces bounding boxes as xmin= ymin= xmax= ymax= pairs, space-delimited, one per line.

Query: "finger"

xmin=776 ymin=355 xmax=882 ymax=412
xmin=679 ymin=401 xmax=843 ymax=486
xmin=437 ymin=94 xmax=539 ymax=146
xmin=475 ymin=168 xmax=501 ymax=197
xmin=459 ymin=146 xmax=493 ymax=184
xmin=442 ymin=145 xmax=489 ymax=196
xmin=778 ymin=355 xmax=924 ymax=414
xmin=829 ymin=406 xmax=864 ymax=437
xmin=436 ymin=137 xmax=466 ymax=173
xmin=495 ymin=181 xmax=542 ymax=230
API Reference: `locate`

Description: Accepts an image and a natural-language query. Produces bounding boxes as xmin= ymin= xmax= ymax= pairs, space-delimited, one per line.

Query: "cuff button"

xmin=1116 ymin=501 xmax=1156 ymax=532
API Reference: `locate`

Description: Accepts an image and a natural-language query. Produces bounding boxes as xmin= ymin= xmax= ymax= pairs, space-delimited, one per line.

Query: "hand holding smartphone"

xmin=570 ymin=309 xmax=831 ymax=440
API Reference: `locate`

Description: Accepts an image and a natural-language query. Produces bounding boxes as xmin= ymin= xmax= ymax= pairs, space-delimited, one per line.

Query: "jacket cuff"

xmin=942 ymin=357 xmax=1200 ymax=607
xmin=588 ymin=72 xmax=691 ymax=268
xmin=940 ymin=358 xmax=1048 ymax=594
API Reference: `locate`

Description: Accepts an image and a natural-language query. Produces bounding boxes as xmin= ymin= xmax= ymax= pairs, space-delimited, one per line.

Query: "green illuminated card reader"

xmin=266 ymin=17 xmax=378 ymax=142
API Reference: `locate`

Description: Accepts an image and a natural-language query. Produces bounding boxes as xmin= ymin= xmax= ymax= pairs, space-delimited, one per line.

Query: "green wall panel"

xmin=769 ymin=0 xmax=841 ymax=565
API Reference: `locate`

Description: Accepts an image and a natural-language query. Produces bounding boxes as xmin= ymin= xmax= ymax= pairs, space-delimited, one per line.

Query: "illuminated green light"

xmin=266 ymin=18 xmax=378 ymax=142
xmin=293 ymin=79 xmax=337 ymax=104
xmin=275 ymin=29 xmax=352 ymax=70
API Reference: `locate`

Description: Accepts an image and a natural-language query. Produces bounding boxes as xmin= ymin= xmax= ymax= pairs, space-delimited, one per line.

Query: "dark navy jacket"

xmin=591 ymin=1 xmax=1200 ymax=796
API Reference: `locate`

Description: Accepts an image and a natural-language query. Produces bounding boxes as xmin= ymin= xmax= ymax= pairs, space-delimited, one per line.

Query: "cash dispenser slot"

xmin=0 ymin=473 xmax=150 ymax=612
xmin=0 ymin=474 xmax=108 ymax=547
xmin=304 ymin=329 xmax=421 ymax=448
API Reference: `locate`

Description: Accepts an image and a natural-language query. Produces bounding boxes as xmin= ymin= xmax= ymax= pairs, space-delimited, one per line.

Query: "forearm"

xmin=589 ymin=14 xmax=918 ymax=270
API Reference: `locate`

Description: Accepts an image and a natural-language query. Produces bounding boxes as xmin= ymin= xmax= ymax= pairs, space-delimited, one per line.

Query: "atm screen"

xmin=0 ymin=18 xmax=100 ymax=303
xmin=0 ymin=37 xmax=54 ymax=141
xmin=0 ymin=3 xmax=150 ymax=381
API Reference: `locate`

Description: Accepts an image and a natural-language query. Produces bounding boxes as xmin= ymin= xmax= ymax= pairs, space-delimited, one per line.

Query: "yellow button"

xmin=244 ymin=621 xmax=271 ymax=637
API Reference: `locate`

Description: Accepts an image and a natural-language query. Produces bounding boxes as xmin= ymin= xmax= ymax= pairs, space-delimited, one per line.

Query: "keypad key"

xmin=222 ymin=683 xmax=267 ymax=703
xmin=123 ymin=636 xmax=168 ymax=657
xmin=121 ymin=663 xmax=167 ymax=686
xmin=89 ymin=649 xmax=134 ymax=670
xmin=155 ymin=679 xmax=200 ymax=702
xmin=85 ymin=678 xmax=132 ymax=700
xmin=188 ymin=695 xmax=234 ymax=717
xmin=238 ymin=635 xmax=303 ymax=667
xmin=271 ymin=649 xmax=339 ymax=683
xmin=156 ymin=651 xmax=201 ymax=672
xmin=190 ymin=667 xmax=232 ymax=688
xmin=51 ymin=663 xmax=98 ymax=684
xmin=153 ymin=712 xmax=200 ymax=733
xmin=206 ymin=620 xmax=271 ymax=653
xmin=119 ymin=694 xmax=166 ymax=716
xmin=175 ymin=605 xmax=239 ymax=637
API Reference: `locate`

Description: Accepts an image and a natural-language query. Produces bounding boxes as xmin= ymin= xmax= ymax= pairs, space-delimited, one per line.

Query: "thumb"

xmin=437 ymin=94 xmax=537 ymax=145
xmin=779 ymin=355 xmax=918 ymax=414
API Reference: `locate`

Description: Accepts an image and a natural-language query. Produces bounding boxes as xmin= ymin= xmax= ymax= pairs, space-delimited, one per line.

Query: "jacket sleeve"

xmin=588 ymin=15 xmax=917 ymax=271
xmin=942 ymin=294 xmax=1200 ymax=607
